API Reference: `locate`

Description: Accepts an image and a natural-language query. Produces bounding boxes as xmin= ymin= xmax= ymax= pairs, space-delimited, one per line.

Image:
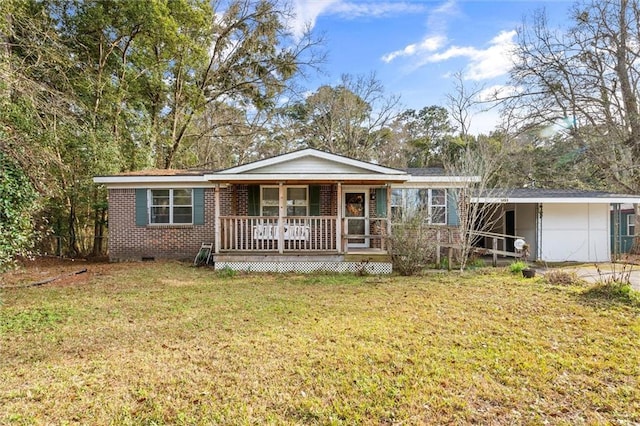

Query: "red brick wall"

xmin=107 ymin=184 xmax=388 ymax=260
xmin=107 ymin=188 xmax=217 ymax=261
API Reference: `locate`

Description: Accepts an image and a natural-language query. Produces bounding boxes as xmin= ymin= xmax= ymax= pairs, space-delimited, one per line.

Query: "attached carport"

xmin=474 ymin=189 xmax=640 ymax=263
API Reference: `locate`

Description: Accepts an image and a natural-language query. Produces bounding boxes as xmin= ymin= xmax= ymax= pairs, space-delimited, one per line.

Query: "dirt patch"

xmin=0 ymin=256 xmax=135 ymax=288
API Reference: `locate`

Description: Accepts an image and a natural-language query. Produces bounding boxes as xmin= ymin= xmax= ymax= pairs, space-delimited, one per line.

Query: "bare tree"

xmin=505 ymin=1 xmax=640 ymax=250
xmin=445 ymin=72 xmax=509 ymax=270
xmin=446 ymin=135 xmax=507 ymax=271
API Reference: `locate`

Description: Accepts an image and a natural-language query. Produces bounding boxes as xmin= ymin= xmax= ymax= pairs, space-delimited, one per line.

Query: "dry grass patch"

xmin=1 ymin=262 xmax=639 ymax=424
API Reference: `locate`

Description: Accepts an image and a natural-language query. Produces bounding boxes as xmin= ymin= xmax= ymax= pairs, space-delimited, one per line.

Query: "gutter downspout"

xmin=536 ymin=203 xmax=543 ymax=261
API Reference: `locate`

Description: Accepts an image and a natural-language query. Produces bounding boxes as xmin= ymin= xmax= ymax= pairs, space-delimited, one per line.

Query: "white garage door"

xmin=540 ymin=203 xmax=610 ymax=262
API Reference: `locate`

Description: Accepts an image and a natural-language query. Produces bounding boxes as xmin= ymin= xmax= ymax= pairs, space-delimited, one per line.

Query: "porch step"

xmin=344 ymin=253 xmax=392 ymax=263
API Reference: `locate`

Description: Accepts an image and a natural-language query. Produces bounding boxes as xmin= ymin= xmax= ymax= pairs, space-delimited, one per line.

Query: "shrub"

xmin=216 ymin=265 xmax=237 ymax=278
xmin=0 ymin=153 xmax=38 ymax=271
xmin=509 ymin=261 xmax=528 ymax=274
xmin=544 ymin=270 xmax=582 ymax=286
xmin=583 ymin=282 xmax=640 ymax=307
xmin=389 ymin=216 xmax=438 ymax=276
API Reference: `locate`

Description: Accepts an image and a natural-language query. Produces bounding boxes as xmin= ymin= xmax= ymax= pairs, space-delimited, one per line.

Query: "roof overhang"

xmin=93 ymin=149 xmax=477 ymax=188
xmin=473 ymin=196 xmax=640 ymax=204
xmin=94 ymin=175 xmax=207 ymax=185
xmin=203 ymin=173 xmax=409 ymax=183
xmin=399 ymin=175 xmax=481 ymax=186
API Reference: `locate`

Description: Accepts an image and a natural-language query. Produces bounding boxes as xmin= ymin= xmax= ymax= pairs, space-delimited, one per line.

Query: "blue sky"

xmin=289 ymin=0 xmax=573 ymax=134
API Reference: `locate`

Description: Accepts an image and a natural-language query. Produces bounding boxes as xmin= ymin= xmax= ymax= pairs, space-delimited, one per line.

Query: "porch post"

xmin=336 ymin=182 xmax=342 ymax=253
xmin=386 ymin=185 xmax=392 ymax=251
xmin=278 ymin=182 xmax=285 ymax=254
xmin=214 ymin=184 xmax=220 ymax=254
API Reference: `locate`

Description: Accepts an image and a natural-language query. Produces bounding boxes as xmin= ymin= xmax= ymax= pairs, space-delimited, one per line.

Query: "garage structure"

xmin=474 ymin=189 xmax=640 ymax=263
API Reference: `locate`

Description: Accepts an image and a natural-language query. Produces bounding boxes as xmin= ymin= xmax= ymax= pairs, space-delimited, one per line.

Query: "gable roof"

xmin=474 ymin=188 xmax=640 ymax=204
xmin=201 ymin=148 xmax=412 ymax=183
xmin=93 ymin=148 xmax=475 ymax=186
xmin=205 ymin=148 xmax=406 ymax=179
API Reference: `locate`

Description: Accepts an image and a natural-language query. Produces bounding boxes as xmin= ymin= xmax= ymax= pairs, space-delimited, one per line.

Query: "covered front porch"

xmin=195 ymin=148 xmax=467 ymax=273
xmin=209 ymin=182 xmax=394 ymax=273
xmin=216 ymin=215 xmax=391 ymax=253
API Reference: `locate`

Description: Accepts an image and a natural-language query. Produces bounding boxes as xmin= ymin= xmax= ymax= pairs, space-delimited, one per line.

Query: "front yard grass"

xmin=1 ymin=262 xmax=639 ymax=424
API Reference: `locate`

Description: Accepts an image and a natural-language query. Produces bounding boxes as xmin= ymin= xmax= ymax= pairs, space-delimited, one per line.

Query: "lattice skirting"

xmin=215 ymin=261 xmax=392 ymax=274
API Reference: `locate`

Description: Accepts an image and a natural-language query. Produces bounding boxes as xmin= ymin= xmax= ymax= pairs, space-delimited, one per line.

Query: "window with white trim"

xmin=149 ymin=189 xmax=193 ymax=224
xmin=391 ymin=188 xmax=447 ymax=225
xmin=261 ymin=187 xmax=279 ymax=216
xmin=260 ymin=186 xmax=309 ymax=216
xmin=287 ymin=187 xmax=308 ymax=216
xmin=628 ymin=214 xmax=635 ymax=236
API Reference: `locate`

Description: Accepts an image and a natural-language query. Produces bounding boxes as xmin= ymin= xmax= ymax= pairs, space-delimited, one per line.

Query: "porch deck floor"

xmin=346 ymin=248 xmax=388 ymax=255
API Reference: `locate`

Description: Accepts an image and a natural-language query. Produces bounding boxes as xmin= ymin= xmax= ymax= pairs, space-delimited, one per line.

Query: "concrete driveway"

xmin=542 ymin=263 xmax=640 ymax=292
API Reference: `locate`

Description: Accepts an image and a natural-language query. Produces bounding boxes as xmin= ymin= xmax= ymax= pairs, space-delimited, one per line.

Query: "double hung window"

xmin=391 ymin=188 xmax=447 ymax=225
xmin=149 ymin=189 xmax=193 ymax=224
xmin=628 ymin=214 xmax=636 ymax=236
xmin=260 ymin=186 xmax=308 ymax=216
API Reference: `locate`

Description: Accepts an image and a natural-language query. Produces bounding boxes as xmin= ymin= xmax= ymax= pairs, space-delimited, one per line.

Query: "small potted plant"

xmin=522 ymin=265 xmax=536 ymax=278
xmin=510 ymin=242 xmax=535 ymax=278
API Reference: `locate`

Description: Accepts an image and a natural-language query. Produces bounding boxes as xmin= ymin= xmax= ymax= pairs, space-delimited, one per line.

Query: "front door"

xmin=344 ymin=190 xmax=369 ymax=248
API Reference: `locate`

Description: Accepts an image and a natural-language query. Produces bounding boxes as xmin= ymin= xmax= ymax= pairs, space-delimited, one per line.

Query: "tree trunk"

xmin=68 ymin=199 xmax=81 ymax=257
xmin=92 ymin=190 xmax=106 ymax=257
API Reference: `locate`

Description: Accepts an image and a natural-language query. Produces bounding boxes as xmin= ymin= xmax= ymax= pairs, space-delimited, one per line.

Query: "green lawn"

xmin=1 ymin=262 xmax=639 ymax=424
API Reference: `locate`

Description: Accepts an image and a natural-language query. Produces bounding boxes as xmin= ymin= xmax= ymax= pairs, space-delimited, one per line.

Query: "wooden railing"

xmin=469 ymin=230 xmax=526 ymax=266
xmin=219 ymin=216 xmax=337 ymax=252
xmin=341 ymin=218 xmax=390 ymax=252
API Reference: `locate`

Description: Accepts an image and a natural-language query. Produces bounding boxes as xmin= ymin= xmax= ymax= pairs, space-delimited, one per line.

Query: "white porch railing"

xmin=219 ymin=216 xmax=337 ymax=252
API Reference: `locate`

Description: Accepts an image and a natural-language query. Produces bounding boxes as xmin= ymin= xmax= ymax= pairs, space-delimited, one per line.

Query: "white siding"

xmin=540 ymin=203 xmax=610 ymax=262
xmin=247 ymin=157 xmax=370 ymax=174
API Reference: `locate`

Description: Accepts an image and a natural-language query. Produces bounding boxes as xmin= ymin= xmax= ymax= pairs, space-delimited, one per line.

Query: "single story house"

xmin=474 ymin=189 xmax=640 ymax=263
xmin=94 ymin=149 xmax=473 ymax=273
xmin=94 ymin=149 xmax=640 ymax=271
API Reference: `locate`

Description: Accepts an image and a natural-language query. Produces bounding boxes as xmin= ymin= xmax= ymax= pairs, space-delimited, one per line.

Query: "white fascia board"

xmin=402 ymin=175 xmax=480 ymax=185
xmin=204 ymin=173 xmax=409 ymax=182
xmin=473 ymin=197 xmax=640 ymax=204
xmin=218 ymin=149 xmax=406 ymax=175
xmin=392 ymin=182 xmax=452 ymax=189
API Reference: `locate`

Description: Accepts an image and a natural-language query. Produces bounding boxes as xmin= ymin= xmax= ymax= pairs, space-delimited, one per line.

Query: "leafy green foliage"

xmin=509 ymin=260 xmax=528 ymax=274
xmin=395 ymin=105 xmax=456 ymax=167
xmin=0 ymin=153 xmax=37 ymax=269
xmin=582 ymin=282 xmax=640 ymax=308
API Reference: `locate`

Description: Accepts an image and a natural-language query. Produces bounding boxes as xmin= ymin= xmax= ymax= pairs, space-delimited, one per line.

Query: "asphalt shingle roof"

xmin=489 ymin=188 xmax=640 ymax=199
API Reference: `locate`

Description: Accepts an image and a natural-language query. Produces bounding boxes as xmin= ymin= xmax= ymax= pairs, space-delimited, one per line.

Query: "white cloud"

xmin=289 ymin=0 xmax=340 ymax=40
xmin=464 ymin=30 xmax=518 ymax=80
xmin=419 ymin=29 xmax=517 ymax=81
xmin=381 ymin=35 xmax=447 ymax=63
xmin=288 ymin=1 xmax=426 ymax=40
xmin=380 ymin=0 xmax=458 ymax=63
xmin=380 ymin=0 xmax=517 ymax=82
xmin=331 ymin=2 xmax=427 ymax=19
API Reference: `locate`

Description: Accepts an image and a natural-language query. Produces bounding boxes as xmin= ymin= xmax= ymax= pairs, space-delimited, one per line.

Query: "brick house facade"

xmin=107 ymin=188 xmax=216 ymax=261
xmin=96 ymin=149 xmax=473 ymax=272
